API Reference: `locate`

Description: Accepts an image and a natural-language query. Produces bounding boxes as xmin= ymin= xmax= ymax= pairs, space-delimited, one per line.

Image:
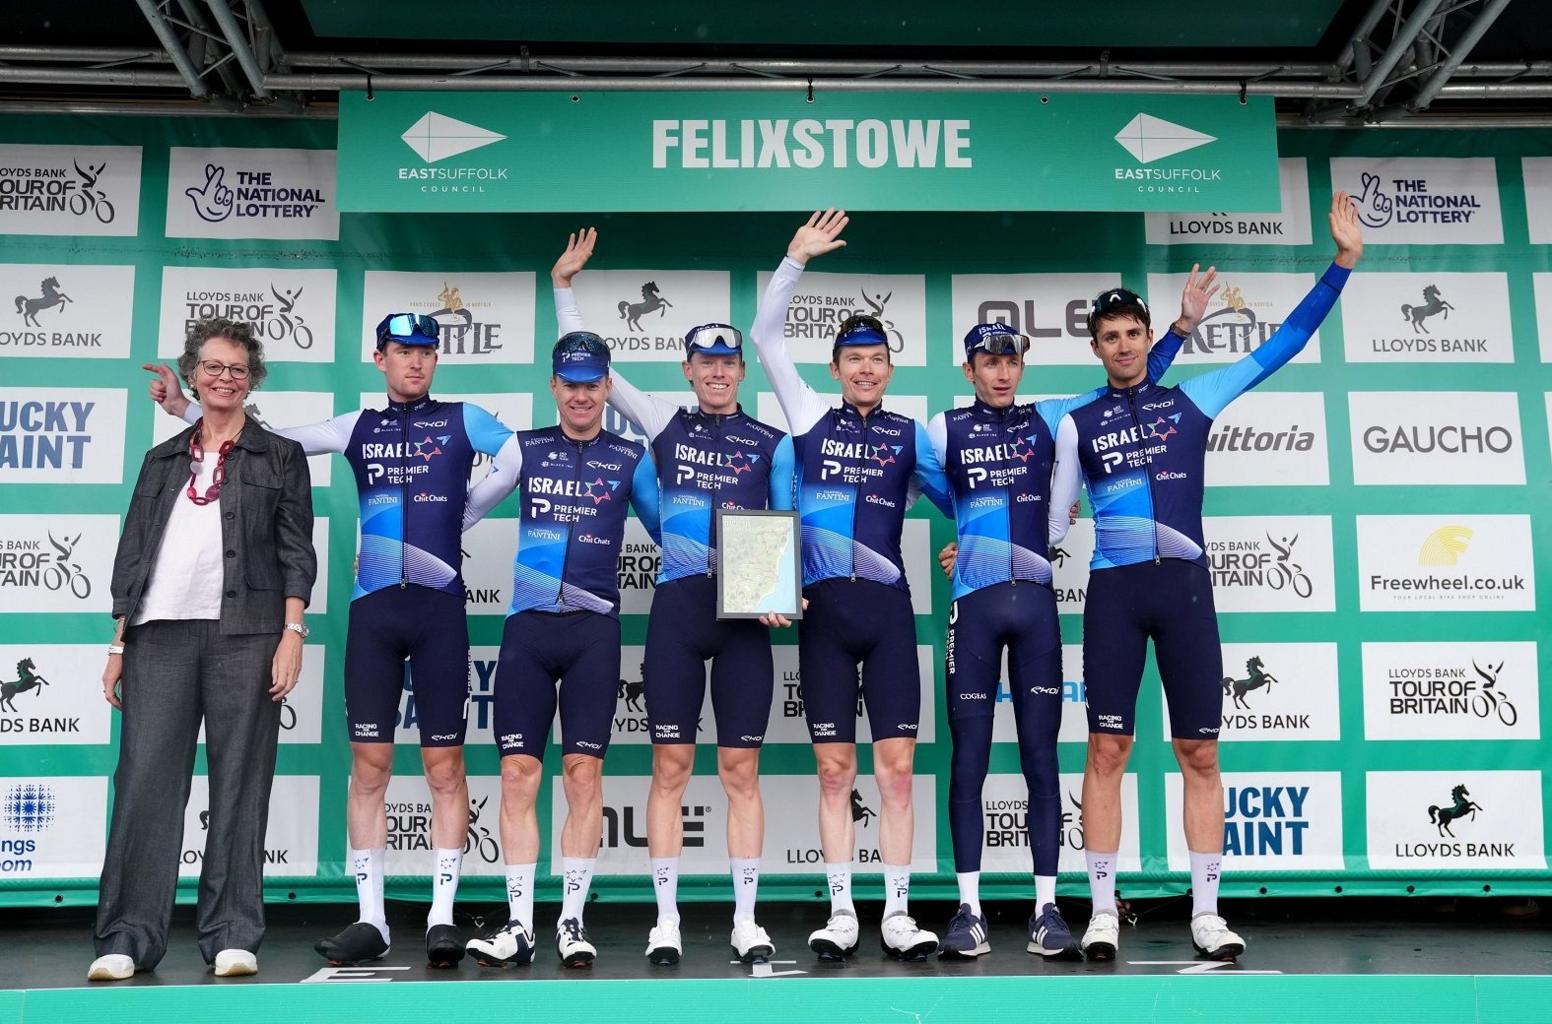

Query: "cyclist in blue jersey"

xmin=927 ymin=268 xmax=1217 ymax=960
xmin=753 ymin=210 xmax=955 ymax=962
xmin=546 ymin=228 xmax=797 ymax=966
xmin=149 ymin=313 xmax=515 ymax=969
xmin=460 ymin=332 xmax=659 ymax=970
xmin=1048 ymin=193 xmax=1363 ymax=962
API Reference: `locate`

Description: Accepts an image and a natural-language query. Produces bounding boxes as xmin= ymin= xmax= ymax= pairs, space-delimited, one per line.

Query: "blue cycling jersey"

xmin=1051 ymin=263 xmax=1350 ymax=570
xmin=753 ymin=258 xmax=952 ymax=593
xmin=464 ymin=425 xmax=659 ymax=616
xmin=928 ymin=328 xmax=1184 ymax=601
xmin=554 ymin=287 xmax=796 ymax=585
xmin=181 ymin=396 xmax=513 ymax=600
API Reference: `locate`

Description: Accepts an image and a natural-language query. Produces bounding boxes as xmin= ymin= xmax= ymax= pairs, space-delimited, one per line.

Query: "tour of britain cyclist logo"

xmin=1401 ymin=284 xmax=1454 ymax=335
xmin=43 ymin=532 xmax=92 ymax=600
xmin=862 ymin=290 xmax=906 ymax=353
xmin=1265 ymin=532 xmax=1313 ymax=598
xmin=1470 ymin=658 xmax=1518 ymax=727
xmin=1221 ymin=654 xmax=1278 ymax=710
xmin=69 ymin=160 xmax=116 ymax=225
xmin=616 ymin=281 xmax=673 ymax=332
xmin=465 ymin=794 xmax=499 ymax=863
xmin=14 ymin=276 xmax=71 ymax=327
xmin=0 ymin=657 xmax=51 ymax=712
xmin=268 ymin=283 xmax=313 ymax=349
xmin=1427 ymin=783 xmax=1484 ymax=837
xmin=3 ymin=782 xmax=55 ymax=833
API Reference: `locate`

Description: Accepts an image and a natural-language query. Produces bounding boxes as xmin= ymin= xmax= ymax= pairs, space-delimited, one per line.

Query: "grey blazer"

xmin=111 ymin=419 xmax=316 ymax=634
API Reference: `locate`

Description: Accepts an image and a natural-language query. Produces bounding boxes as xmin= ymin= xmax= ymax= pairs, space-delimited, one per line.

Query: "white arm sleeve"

xmin=554 ymin=286 xmax=587 ymax=337
xmin=607 ymin=368 xmax=678 ymax=442
xmin=1048 ymin=413 xmax=1083 ymax=545
xmin=752 ymin=257 xmax=830 ymax=436
xmin=182 ymin=402 xmax=356 ymax=456
xmin=463 ymin=434 xmax=523 ymax=530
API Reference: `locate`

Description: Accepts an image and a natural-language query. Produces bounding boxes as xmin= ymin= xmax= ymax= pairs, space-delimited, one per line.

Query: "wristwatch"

xmin=284 ymin=622 xmax=310 ymax=639
xmin=107 ymin=644 xmax=125 ymax=656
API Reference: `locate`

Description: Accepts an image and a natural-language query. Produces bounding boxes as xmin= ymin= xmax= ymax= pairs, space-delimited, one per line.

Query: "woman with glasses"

xmin=90 ymin=317 xmax=316 ymax=981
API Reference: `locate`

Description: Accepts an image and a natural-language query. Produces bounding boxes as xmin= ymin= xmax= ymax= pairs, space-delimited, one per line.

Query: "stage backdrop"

xmin=0 ymin=110 xmax=1548 ymax=910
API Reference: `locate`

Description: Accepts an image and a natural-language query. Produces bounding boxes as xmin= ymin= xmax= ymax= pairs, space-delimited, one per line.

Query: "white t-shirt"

xmin=132 ymin=452 xmax=227 ymax=624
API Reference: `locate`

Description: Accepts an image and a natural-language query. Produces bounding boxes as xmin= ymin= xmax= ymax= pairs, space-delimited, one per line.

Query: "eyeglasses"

xmin=967 ymin=330 xmax=1030 ymax=357
xmin=835 ymin=315 xmax=887 ymax=345
xmin=199 ymin=360 xmax=250 ymax=381
xmin=376 ymin=313 xmax=440 ymax=346
xmin=685 ymin=323 xmax=743 ymax=352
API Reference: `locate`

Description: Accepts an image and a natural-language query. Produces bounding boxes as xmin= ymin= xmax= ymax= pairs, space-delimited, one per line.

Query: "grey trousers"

xmin=94 ymin=619 xmax=282 ymax=968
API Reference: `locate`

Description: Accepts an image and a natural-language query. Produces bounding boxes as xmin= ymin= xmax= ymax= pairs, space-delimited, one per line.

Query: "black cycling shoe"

xmin=426 ymin=924 xmax=465 ymax=968
xmin=315 ymin=922 xmax=389 ymax=966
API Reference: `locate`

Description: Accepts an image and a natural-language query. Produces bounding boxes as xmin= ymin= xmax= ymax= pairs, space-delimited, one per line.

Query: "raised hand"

xmin=1174 ymin=263 xmax=1220 ymax=335
xmin=143 ymin=362 xmax=190 ymax=418
xmin=552 ymin=226 xmax=598 ymax=286
xmin=1330 ymin=191 xmax=1364 ymax=268
xmin=786 ymin=208 xmax=849 ymax=266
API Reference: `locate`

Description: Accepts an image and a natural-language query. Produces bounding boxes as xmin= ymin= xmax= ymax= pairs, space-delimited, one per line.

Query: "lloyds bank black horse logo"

xmin=1428 ymin=783 xmax=1484 ymax=838
xmin=1 ymin=658 xmax=51 ymax=712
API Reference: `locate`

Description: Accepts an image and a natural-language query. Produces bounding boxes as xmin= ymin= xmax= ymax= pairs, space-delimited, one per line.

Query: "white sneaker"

xmin=213 ymin=949 xmax=258 ymax=977
xmin=879 ymin=911 xmax=938 ymax=961
xmin=807 ymin=909 xmax=860 ymax=960
xmin=467 ymin=920 xmax=536 ymax=967
xmin=1190 ymin=913 xmax=1245 ymax=960
xmin=87 ymin=954 xmax=135 ymax=981
xmin=556 ymin=917 xmax=597 ymax=968
xmin=1081 ymin=911 xmax=1120 ymax=962
xmin=730 ymin=918 xmax=774 ymax=962
xmin=646 ymin=919 xmax=682 ymax=966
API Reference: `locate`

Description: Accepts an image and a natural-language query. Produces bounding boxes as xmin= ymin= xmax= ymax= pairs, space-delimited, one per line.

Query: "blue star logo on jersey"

xmin=1143 ymin=416 xmax=1179 ymax=442
xmin=726 ymin=449 xmax=754 ymax=475
xmin=871 ymin=443 xmax=902 ymax=467
xmin=581 ymin=477 xmax=619 ymax=505
xmin=411 ymin=435 xmax=444 ymax=461
xmin=1009 ymin=434 xmax=1040 ymax=464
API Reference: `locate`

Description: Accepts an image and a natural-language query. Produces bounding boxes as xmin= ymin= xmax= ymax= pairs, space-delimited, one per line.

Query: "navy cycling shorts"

xmin=344 ymin=584 xmax=470 ymax=747
xmin=494 ymin=609 xmax=620 ymax=760
xmin=1082 ymin=559 xmax=1223 ymax=740
xmin=643 ymin=575 xmax=774 ymax=748
xmin=946 ymin=581 xmax=1062 ymax=727
xmin=798 ymin=578 xmax=920 ymax=744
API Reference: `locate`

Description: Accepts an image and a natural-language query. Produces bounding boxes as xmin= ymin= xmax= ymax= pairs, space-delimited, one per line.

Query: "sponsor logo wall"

xmin=1 ymin=118 xmax=1547 ymax=904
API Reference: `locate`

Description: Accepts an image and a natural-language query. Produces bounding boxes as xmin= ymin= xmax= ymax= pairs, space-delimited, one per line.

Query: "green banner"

xmin=336 ymin=91 xmax=1279 ymax=213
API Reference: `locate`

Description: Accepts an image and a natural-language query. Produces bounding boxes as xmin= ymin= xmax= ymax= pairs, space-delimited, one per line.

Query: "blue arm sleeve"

xmin=1180 ymin=263 xmax=1350 ymax=420
xmin=630 ymin=452 xmax=662 ymax=545
xmin=912 ymin=421 xmax=955 ymax=518
xmin=463 ymin=403 xmax=514 ymax=456
xmin=1145 ymin=325 xmax=1185 ymax=383
xmin=1033 ymin=327 xmax=1185 ymax=433
xmin=767 ymin=435 xmax=795 ymax=511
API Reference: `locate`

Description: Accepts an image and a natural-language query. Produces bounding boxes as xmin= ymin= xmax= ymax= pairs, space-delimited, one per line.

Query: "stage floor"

xmin=6 ymin=898 xmax=1549 ymax=1024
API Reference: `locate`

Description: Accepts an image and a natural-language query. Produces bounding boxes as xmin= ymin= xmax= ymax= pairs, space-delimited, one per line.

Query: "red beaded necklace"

xmin=187 ymin=419 xmax=237 ymax=506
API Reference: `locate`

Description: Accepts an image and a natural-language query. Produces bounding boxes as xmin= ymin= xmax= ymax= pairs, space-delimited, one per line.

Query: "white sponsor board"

xmin=460 ymin=517 xmax=519 ymax=614
xmin=0 ymin=144 xmax=142 ymax=236
xmin=159 ymin=266 xmax=338 ymax=364
xmin=901 ymin=518 xmax=934 ymax=615
xmin=0 ymin=264 xmax=135 ymax=358
xmin=382 ymin=775 xmax=505 ymax=877
xmin=1340 ymin=273 xmax=1513 ymax=364
xmin=948 ymin=272 xmax=1120 ymax=367
xmin=0 ymin=387 xmax=126 ymax=484
xmin=569 ymin=773 xmax=936 ymax=876
xmin=179 ymin=776 xmax=320 ymax=878
xmin=1146 ymin=271 xmax=1321 ymax=364
xmin=1166 ymin=771 xmax=1344 ymax=871
xmin=1357 ymin=514 xmax=1534 ymax=612
xmin=1145 ymin=158 xmax=1312 ymax=246
xmin=756 ymin=390 xmax=929 ymax=433
xmin=166 ymin=147 xmax=339 ymax=240
xmin=978 ymin=773 xmax=1142 ymax=875
xmin=1182 ymin=642 xmax=1340 ymax=743
xmin=196 ymin=646 xmax=325 ymax=746
xmin=360 ymin=271 xmax=536 ymax=365
xmin=1349 ymin=392 xmax=1523 ymax=486
xmin=990 ymin=644 xmax=1089 ymax=745
xmin=0 ymin=777 xmax=108 ymax=879
xmin=1536 ymin=275 xmax=1552 ymax=363
xmin=0 ymin=645 xmax=114 ymax=745
xmin=1520 ymin=158 xmax=1552 ymax=245
xmin=1361 ymin=642 xmax=1539 ymax=742
xmin=1204 ymin=515 xmax=1335 ymax=613
xmin=755 ymin=270 xmax=928 ymax=366
xmin=1331 ymin=157 xmax=1504 ymax=245
xmin=157 ymin=391 xmax=336 ymax=486
xmin=617 ymin=517 xmax=661 ymax=615
xmin=1366 ymin=771 xmax=1545 ymax=870
xmin=395 ymin=644 xmax=493 ymax=747
xmin=1204 ymin=391 xmax=1328 ymax=487
xmin=1052 ymin=519 xmax=1093 ymax=613
xmin=565 ymin=270 xmax=731 ymax=363
xmin=0 ymin=513 xmax=119 ymax=613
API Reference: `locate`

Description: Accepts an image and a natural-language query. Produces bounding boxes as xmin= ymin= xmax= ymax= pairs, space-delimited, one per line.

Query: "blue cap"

xmin=834 ymin=314 xmax=890 ymax=348
xmin=375 ymin=313 xmax=440 ymax=349
xmin=962 ymin=323 xmax=1029 ymax=359
xmin=552 ymin=331 xmax=611 ymax=382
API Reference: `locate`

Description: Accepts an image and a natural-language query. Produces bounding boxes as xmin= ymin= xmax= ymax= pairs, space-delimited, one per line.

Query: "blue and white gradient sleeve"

xmin=768 ymin=435 xmax=796 ymax=511
xmin=1033 ymin=326 xmax=1185 ymax=433
xmin=1048 ymin=414 xmax=1082 ymax=545
xmin=912 ymin=419 xmax=954 ymax=516
xmin=752 ymin=256 xmax=830 ymax=437
xmin=630 ymin=452 xmax=663 ymax=545
xmin=463 ymin=434 xmax=522 ymax=530
xmin=463 ymin=403 xmax=514 ymax=456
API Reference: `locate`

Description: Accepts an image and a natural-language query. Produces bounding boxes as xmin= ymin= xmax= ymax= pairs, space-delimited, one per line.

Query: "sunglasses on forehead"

xmin=557 ymin=332 xmax=609 ymax=356
xmin=967 ymin=330 xmax=1030 ymax=356
xmin=684 ymin=323 xmax=743 ymax=353
xmin=1087 ymin=289 xmax=1150 ymax=331
xmin=835 ymin=314 xmax=888 ymax=345
xmin=375 ymin=313 xmax=440 ymax=346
